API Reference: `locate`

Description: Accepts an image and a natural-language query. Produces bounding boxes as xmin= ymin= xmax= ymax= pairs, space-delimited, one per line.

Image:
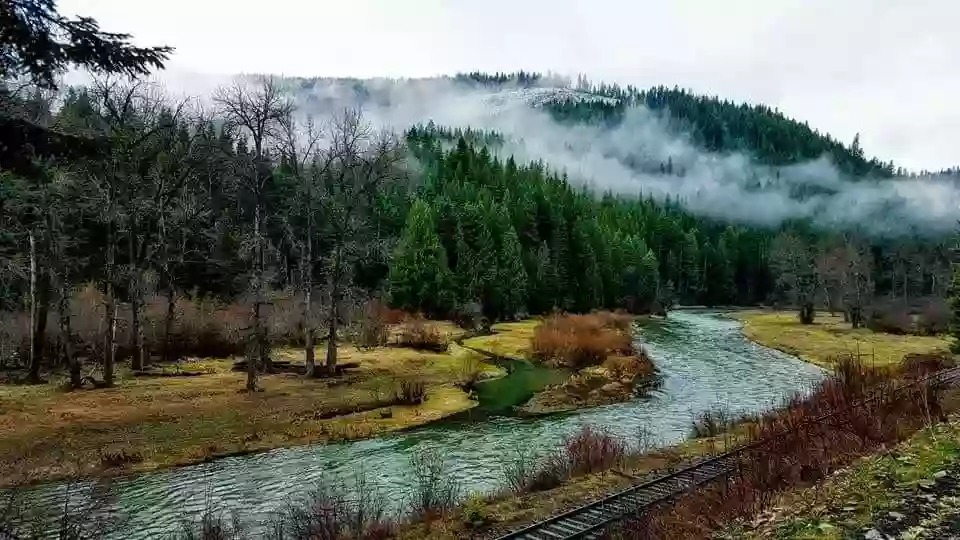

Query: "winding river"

xmin=17 ymin=310 xmax=826 ymax=538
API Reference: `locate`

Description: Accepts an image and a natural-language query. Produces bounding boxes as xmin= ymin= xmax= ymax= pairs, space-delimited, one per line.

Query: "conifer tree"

xmin=388 ymin=199 xmax=453 ymax=316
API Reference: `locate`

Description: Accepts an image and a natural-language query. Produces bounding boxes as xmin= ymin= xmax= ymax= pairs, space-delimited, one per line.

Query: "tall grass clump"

xmin=408 ymin=449 xmax=460 ymax=519
xmin=504 ymin=426 xmax=627 ymax=494
xmin=266 ymin=473 xmax=394 ymax=540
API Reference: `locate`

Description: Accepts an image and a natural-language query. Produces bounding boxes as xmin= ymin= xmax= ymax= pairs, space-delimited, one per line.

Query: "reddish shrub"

xmin=531 ymin=312 xmax=634 ymax=369
xmin=395 ymin=316 xmax=445 ymax=351
xmin=508 ymin=426 xmax=627 ymax=494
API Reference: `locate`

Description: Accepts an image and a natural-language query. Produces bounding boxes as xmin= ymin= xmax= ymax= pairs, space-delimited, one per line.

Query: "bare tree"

xmin=87 ymin=78 xmax=189 ymax=379
xmin=314 ymin=109 xmax=406 ymax=373
xmin=770 ymin=231 xmax=817 ymax=324
xmin=214 ymin=76 xmax=293 ymax=389
xmin=841 ymin=235 xmax=874 ymax=328
xmin=277 ymin=112 xmax=323 ymax=375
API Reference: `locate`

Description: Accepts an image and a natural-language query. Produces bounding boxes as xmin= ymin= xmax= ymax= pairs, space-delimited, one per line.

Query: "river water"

xmin=17 ymin=310 xmax=826 ymax=538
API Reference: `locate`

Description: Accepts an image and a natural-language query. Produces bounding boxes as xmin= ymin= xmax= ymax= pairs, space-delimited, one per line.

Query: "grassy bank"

xmin=724 ymin=416 xmax=960 ymax=540
xmin=732 ymin=310 xmax=950 ymax=368
xmin=0 ymin=333 xmax=503 ymax=488
xmin=397 ymin=428 xmax=742 ymax=540
xmin=461 ymin=319 xmax=540 ymax=360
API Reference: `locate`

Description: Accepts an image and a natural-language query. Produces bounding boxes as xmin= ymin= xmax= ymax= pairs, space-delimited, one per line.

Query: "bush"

xmin=266 ymin=473 xmax=393 ymax=540
xmin=460 ymin=495 xmax=490 ymax=529
xmin=409 ymin=449 xmax=460 ymax=519
xmin=450 ymin=301 xmax=483 ymax=331
xmin=866 ymin=303 xmax=913 ymax=334
xmin=603 ymin=353 xmax=653 ymax=381
xmin=690 ymin=407 xmax=732 ymax=438
xmin=175 ymin=510 xmax=246 ymax=540
xmin=507 ymin=426 xmax=626 ymax=494
xmin=917 ymin=298 xmax=950 ymax=335
xmin=395 ymin=379 xmax=427 ymax=405
xmin=531 ymin=312 xmax=634 ymax=369
xmin=351 ymin=299 xmax=390 ymax=350
xmin=395 ymin=316 xmax=445 ymax=351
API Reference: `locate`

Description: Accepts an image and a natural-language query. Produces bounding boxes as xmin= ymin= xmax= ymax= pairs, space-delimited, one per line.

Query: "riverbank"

xmin=731 ymin=309 xmax=951 ymax=368
xmin=399 ymin=429 xmax=743 ymax=540
xmin=0 ymin=324 xmax=504 ymax=488
xmin=724 ymin=415 xmax=960 ymax=540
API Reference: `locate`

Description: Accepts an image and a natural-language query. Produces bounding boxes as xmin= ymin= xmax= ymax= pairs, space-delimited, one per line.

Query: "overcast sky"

xmin=58 ymin=0 xmax=959 ymax=171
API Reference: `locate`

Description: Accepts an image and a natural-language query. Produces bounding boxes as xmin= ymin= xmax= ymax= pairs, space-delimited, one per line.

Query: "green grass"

xmin=732 ymin=310 xmax=950 ymax=368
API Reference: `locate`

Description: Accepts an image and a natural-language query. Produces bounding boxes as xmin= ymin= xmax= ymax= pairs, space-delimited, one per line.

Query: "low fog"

xmin=153 ymin=72 xmax=960 ymax=236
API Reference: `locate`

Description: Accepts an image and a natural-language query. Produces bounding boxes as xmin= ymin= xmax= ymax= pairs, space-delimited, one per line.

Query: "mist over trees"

xmin=1 ymin=47 xmax=958 ymax=384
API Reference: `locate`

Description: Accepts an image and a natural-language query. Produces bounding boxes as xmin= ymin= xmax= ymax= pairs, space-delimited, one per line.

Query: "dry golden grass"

xmin=461 ymin=320 xmax=541 ymax=360
xmin=0 ymin=339 xmax=497 ymax=487
xmin=732 ymin=310 xmax=951 ymax=368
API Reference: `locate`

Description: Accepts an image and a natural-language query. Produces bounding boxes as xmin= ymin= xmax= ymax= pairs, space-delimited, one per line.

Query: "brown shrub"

xmin=603 ymin=352 xmax=654 ymax=381
xmin=395 ymin=379 xmax=427 ymax=405
xmin=866 ymin=303 xmax=913 ymax=334
xmin=917 ymin=298 xmax=951 ymax=335
xmin=531 ymin=312 xmax=634 ymax=369
xmin=395 ymin=316 xmax=445 ymax=352
xmin=507 ymin=426 xmax=627 ymax=494
xmin=351 ymin=299 xmax=391 ymax=350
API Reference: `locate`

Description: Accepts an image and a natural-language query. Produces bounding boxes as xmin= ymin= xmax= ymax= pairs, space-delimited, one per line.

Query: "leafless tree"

xmin=312 ymin=109 xmax=406 ymax=373
xmin=277 ymin=111 xmax=323 ymax=375
xmin=770 ymin=231 xmax=818 ymax=323
xmin=85 ymin=78 xmax=194 ymax=381
xmin=214 ymin=76 xmax=293 ymax=389
xmin=840 ymin=235 xmax=874 ymax=328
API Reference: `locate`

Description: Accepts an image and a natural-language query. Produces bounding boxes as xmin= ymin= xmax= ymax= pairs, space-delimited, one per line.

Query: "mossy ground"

xmin=0 ymin=322 xmax=502 ymax=488
xmin=732 ymin=310 xmax=950 ymax=368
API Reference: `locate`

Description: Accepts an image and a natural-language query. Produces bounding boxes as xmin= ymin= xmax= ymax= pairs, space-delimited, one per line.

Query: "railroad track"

xmin=494 ymin=365 xmax=960 ymax=540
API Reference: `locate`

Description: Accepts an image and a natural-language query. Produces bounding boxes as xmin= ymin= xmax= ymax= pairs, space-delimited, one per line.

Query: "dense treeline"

xmin=1 ymin=66 xmax=957 ymax=388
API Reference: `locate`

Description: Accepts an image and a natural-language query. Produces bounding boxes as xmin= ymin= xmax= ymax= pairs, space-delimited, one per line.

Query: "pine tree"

xmin=388 ymin=200 xmax=453 ymax=316
xmin=495 ymin=205 xmax=528 ymax=318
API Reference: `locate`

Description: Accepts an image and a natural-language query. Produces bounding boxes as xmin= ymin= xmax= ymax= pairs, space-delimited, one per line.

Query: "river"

xmin=15 ymin=310 xmax=826 ymax=538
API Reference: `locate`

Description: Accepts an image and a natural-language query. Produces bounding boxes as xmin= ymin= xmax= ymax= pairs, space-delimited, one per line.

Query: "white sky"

xmin=58 ymin=0 xmax=959 ymax=171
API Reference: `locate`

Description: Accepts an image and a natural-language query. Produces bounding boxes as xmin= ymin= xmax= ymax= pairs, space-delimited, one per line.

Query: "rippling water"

xmin=16 ymin=310 xmax=825 ymax=538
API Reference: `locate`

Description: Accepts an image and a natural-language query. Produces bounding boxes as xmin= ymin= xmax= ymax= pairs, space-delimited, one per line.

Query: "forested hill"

xmin=453 ymin=71 xmax=897 ymax=178
xmin=0 ymin=73 xmax=955 ymax=329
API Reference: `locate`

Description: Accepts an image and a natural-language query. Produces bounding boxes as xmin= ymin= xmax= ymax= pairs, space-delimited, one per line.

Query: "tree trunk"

xmin=59 ymin=281 xmax=79 ymax=389
xmin=104 ymin=197 xmax=116 ymax=387
xmin=324 ymin=245 xmax=342 ymax=372
xmin=248 ymin=202 xmax=262 ymax=391
xmin=128 ymin=236 xmax=145 ymax=371
xmin=303 ymin=215 xmax=315 ymax=377
xmin=162 ymin=283 xmax=176 ymax=362
xmin=32 ymin=277 xmax=50 ymax=381
xmin=28 ymin=229 xmax=40 ymax=382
